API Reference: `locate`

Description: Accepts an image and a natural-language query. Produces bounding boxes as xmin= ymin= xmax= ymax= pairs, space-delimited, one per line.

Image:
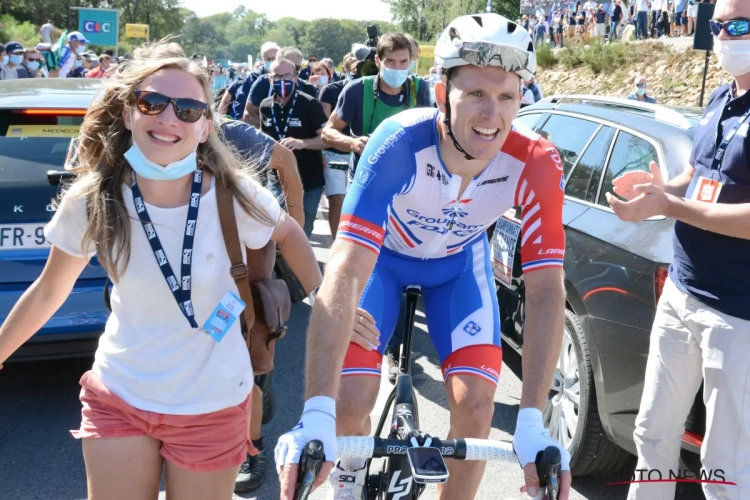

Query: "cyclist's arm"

xmin=304 ymin=118 xmax=416 ymax=398
xmin=515 ymin=139 xmax=567 ymax=411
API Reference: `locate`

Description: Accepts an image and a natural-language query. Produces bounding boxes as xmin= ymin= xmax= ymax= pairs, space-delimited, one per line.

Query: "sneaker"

xmin=385 ymin=349 xmax=399 ymax=386
xmin=326 ymin=462 xmax=367 ymax=500
xmin=234 ymin=450 xmax=267 ymax=492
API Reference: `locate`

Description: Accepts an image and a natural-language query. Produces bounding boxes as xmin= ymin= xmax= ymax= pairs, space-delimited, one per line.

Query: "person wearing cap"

xmin=2 ymin=41 xmax=26 ymax=79
xmin=86 ymin=53 xmax=112 ymax=78
xmin=58 ymin=31 xmax=88 ymax=78
xmin=0 ymin=43 xmax=13 ymax=80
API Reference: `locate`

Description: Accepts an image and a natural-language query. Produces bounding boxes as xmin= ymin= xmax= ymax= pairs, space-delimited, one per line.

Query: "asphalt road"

xmin=0 ymin=217 xmax=705 ymax=500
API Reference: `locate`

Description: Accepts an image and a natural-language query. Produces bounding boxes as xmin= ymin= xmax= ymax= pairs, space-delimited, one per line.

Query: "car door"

xmin=494 ymin=113 xmax=603 ymax=346
xmin=564 ymin=129 xmax=674 ymax=443
xmin=0 ymin=108 xmax=109 ymax=360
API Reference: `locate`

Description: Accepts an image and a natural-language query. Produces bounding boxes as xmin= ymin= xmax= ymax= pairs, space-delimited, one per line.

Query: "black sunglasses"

xmin=709 ymin=19 xmax=750 ymax=37
xmin=134 ymin=90 xmax=207 ymax=123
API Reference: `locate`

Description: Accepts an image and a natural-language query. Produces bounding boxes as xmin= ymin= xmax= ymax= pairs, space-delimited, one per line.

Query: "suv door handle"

xmin=47 ymin=170 xmax=76 ymax=186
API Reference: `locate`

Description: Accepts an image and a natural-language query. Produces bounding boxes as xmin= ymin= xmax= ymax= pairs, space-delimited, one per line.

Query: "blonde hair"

xmin=65 ymin=40 xmax=275 ymax=282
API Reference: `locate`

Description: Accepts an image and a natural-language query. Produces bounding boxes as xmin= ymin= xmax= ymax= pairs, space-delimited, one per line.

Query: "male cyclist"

xmin=276 ymin=13 xmax=572 ymax=500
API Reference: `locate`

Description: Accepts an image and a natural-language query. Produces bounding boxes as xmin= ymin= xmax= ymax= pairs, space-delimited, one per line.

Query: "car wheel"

xmin=544 ymin=308 xmax=634 ymax=476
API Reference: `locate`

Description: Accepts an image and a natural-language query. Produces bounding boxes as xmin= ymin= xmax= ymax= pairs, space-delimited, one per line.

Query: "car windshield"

xmin=0 ymin=110 xmax=83 ymax=182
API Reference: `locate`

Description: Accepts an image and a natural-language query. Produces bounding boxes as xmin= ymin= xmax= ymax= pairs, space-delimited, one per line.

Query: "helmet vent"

xmin=449 ymin=27 xmax=461 ymax=41
xmin=507 ymin=21 xmax=518 ymax=33
xmin=471 ymin=15 xmax=483 ymax=27
xmin=527 ymin=41 xmax=534 ymax=52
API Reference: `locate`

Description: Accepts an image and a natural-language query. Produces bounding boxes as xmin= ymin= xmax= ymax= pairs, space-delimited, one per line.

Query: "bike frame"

xmin=369 ymin=286 xmax=426 ymax=500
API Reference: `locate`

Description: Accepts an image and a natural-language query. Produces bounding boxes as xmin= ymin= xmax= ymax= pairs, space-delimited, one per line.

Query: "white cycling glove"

xmin=513 ymin=408 xmax=571 ymax=471
xmin=274 ymin=396 xmax=338 ymax=474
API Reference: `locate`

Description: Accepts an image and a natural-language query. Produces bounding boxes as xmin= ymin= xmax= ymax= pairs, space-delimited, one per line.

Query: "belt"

xmin=328 ymin=162 xmax=349 ymax=171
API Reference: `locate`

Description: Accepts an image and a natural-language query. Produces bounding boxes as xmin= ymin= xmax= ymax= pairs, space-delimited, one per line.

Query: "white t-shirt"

xmin=45 ymin=174 xmax=281 ymax=415
xmin=41 ymin=23 xmax=54 ymax=44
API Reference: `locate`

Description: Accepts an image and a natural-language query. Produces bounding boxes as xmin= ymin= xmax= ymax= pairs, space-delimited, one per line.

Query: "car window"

xmin=0 ymin=109 xmax=83 ymax=182
xmin=565 ymin=126 xmax=615 ymax=201
xmin=598 ymin=131 xmax=659 ymax=207
xmin=537 ymin=114 xmax=600 ymax=179
xmin=514 ymin=112 xmax=545 ymax=132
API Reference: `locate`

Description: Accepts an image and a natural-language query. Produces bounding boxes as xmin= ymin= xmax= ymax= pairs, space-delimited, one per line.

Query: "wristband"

xmin=303 ymin=395 xmax=336 ymax=421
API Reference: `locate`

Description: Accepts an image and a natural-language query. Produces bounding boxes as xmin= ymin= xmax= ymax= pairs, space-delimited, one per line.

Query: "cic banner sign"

xmin=78 ymin=8 xmax=119 ymax=46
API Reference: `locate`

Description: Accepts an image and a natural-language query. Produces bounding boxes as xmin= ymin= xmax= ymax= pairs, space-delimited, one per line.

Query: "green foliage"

xmin=535 ymin=43 xmax=556 ymax=69
xmin=386 ymin=0 xmax=520 ymax=41
xmin=557 ymin=40 xmax=637 ymax=74
xmin=0 ymin=14 xmax=40 ymax=48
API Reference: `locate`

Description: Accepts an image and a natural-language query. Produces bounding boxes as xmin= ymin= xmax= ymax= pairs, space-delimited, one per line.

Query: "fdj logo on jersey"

xmin=463 ymin=321 xmax=482 ymax=336
xmin=83 ymin=20 xmax=112 ymax=33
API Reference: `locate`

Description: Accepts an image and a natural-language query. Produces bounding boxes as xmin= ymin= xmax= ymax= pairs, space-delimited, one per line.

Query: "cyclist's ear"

xmin=435 ymin=81 xmax=447 ymax=113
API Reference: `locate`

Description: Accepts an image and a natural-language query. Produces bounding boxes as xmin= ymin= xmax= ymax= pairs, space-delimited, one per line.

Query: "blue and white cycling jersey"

xmin=338 ymin=108 xmax=566 ymax=385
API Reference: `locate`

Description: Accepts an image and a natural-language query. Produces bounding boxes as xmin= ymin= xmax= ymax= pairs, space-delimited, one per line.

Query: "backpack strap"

xmin=216 ymin=180 xmax=257 ymax=338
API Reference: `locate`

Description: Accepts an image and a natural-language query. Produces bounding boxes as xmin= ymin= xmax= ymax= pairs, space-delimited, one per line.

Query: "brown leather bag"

xmin=216 ymin=181 xmax=292 ymax=375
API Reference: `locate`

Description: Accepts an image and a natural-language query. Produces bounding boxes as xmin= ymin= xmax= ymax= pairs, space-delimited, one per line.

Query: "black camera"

xmin=366 ymin=25 xmax=379 ymax=48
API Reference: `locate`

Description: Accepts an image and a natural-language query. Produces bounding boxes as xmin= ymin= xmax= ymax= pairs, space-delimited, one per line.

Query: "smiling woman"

xmin=0 ymin=40 xmax=322 ymax=500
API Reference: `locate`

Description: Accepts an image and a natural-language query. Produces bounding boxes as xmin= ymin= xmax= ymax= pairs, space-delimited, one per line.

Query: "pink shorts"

xmin=72 ymin=370 xmax=257 ymax=472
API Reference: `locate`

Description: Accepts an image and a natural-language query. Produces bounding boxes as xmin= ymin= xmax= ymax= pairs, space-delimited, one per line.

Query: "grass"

xmin=538 ymin=39 xmax=660 ymax=75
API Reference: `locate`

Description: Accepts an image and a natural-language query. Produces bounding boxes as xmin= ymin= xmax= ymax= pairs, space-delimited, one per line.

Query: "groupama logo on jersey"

xmin=367 ymin=127 xmax=406 ymax=164
xmin=441 ymin=199 xmax=472 ymax=218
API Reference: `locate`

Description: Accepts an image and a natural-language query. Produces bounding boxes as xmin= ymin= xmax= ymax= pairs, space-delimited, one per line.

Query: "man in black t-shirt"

xmin=260 ymin=58 xmax=329 ymax=237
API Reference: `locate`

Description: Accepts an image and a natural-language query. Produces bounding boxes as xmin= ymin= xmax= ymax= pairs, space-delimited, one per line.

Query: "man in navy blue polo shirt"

xmin=608 ymin=1 xmax=750 ymax=498
xmin=218 ymin=42 xmax=280 ymax=121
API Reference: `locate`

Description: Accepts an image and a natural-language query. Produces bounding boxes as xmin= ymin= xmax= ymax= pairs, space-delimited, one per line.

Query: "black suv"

xmin=493 ymin=95 xmax=705 ymax=475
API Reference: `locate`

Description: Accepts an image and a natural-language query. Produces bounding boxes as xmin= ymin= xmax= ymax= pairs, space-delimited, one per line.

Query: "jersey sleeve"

xmin=337 ymin=118 xmax=417 ymax=255
xmin=514 ymin=138 xmax=566 ymax=273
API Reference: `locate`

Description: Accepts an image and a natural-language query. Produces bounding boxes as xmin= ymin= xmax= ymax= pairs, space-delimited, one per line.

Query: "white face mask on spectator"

xmin=713 ymin=38 xmax=750 ymax=77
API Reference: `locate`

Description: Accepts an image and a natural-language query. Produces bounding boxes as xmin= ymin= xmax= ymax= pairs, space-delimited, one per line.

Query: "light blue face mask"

xmin=75 ymin=59 xmax=83 ymax=68
xmin=9 ymin=54 xmax=23 ymax=66
xmin=380 ymin=67 xmax=409 ymax=89
xmin=264 ymin=61 xmax=271 ymax=72
xmin=346 ymin=73 xmax=354 ymax=82
xmin=409 ymin=60 xmax=416 ymax=73
xmin=27 ymin=61 xmax=39 ymax=71
xmin=124 ymin=110 xmax=205 ymax=181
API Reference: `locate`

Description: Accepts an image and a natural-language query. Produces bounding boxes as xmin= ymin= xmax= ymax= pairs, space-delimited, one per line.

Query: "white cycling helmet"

xmin=435 ymin=13 xmax=536 ymax=82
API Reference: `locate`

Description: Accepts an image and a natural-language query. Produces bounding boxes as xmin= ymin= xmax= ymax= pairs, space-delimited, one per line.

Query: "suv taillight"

xmin=654 ymin=265 xmax=668 ymax=305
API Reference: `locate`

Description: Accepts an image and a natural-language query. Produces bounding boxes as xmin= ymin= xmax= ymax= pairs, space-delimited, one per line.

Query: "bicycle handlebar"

xmin=295 ymin=437 xmax=560 ymax=500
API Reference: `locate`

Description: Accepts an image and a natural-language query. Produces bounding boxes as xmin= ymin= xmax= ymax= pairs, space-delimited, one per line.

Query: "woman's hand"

xmin=351 ymin=307 xmax=380 ymax=351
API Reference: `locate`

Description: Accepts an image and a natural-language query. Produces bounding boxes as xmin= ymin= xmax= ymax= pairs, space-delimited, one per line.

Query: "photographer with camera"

xmin=321 ymin=29 xmax=431 ymax=181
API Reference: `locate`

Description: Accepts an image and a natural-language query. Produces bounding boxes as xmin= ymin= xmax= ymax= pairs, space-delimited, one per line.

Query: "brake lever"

xmin=534 ymin=446 xmax=561 ymax=500
xmin=293 ymin=440 xmax=325 ymax=500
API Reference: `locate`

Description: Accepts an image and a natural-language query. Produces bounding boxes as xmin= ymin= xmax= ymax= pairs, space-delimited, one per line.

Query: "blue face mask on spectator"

xmin=27 ymin=61 xmax=39 ymax=71
xmin=2 ymin=55 xmax=8 ymax=65
xmin=9 ymin=54 xmax=23 ymax=66
xmin=381 ymin=67 xmax=408 ymax=89
xmin=75 ymin=59 xmax=83 ymax=68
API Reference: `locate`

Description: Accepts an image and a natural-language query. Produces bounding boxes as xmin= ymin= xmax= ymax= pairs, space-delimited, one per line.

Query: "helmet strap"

xmin=443 ymin=77 xmax=475 ymax=161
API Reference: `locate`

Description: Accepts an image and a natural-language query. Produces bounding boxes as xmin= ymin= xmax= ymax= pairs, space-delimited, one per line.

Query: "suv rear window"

xmin=0 ymin=109 xmax=84 ymax=181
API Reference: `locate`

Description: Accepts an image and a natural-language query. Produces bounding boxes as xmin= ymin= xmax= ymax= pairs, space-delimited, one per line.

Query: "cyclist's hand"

xmin=275 ymin=396 xmax=337 ymax=500
xmin=513 ymin=408 xmax=572 ymax=500
xmin=352 ymin=307 xmax=380 ymax=351
xmin=611 ymin=161 xmax=664 ymax=200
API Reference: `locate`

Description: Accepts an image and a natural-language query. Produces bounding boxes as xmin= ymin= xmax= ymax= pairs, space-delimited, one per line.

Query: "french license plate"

xmin=491 ymin=210 xmax=521 ymax=289
xmin=0 ymin=223 xmax=50 ymax=250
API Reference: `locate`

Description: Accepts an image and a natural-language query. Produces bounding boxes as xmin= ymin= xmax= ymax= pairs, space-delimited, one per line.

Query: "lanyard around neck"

xmin=130 ymin=170 xmax=203 ymax=329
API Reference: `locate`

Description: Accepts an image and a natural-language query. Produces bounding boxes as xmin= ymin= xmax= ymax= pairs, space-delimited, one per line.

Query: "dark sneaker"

xmin=385 ymin=349 xmax=399 ymax=386
xmin=235 ymin=451 xmax=267 ymax=492
xmin=255 ymin=370 xmax=276 ymax=425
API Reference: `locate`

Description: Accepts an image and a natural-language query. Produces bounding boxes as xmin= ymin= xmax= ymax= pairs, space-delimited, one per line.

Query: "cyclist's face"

xmin=436 ymin=65 xmax=522 ymax=161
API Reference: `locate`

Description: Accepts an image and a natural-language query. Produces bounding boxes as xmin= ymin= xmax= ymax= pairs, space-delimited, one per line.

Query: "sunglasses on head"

xmin=709 ymin=19 xmax=750 ymax=37
xmin=134 ymin=90 xmax=208 ymax=123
